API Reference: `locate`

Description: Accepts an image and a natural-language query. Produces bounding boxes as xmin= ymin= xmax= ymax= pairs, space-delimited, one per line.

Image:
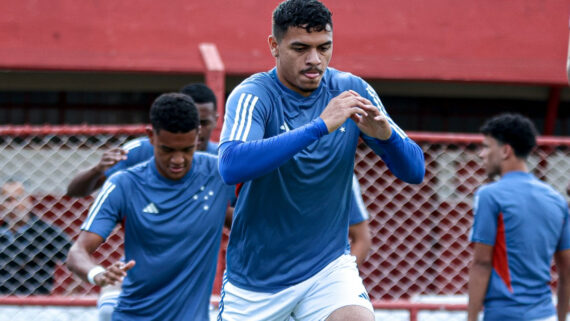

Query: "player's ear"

xmin=146 ymin=126 xmax=155 ymax=145
xmin=268 ymin=35 xmax=279 ymax=58
xmin=501 ymin=144 xmax=512 ymax=160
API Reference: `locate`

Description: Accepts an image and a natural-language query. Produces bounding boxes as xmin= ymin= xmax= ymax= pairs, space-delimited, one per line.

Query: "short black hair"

xmin=179 ymin=83 xmax=217 ymax=110
xmin=480 ymin=113 xmax=537 ymax=158
xmin=272 ymin=0 xmax=332 ymax=42
xmin=150 ymin=93 xmax=199 ymax=133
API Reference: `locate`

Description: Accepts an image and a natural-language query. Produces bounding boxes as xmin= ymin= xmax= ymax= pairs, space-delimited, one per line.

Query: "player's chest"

xmin=125 ymin=183 xmax=225 ymax=231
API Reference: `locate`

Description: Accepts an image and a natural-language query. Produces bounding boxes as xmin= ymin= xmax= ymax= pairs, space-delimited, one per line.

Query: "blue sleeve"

xmin=218 ymin=118 xmax=329 ymax=185
xmin=80 ymin=176 xmax=125 ymax=240
xmin=105 ymin=138 xmax=154 ymax=177
xmin=470 ymin=186 xmax=499 ymax=246
xmin=349 ymin=174 xmax=369 ymax=225
xmin=361 ymin=132 xmax=425 ymax=184
xmin=358 ymin=80 xmax=425 ymax=184
xmin=557 ymin=204 xmax=570 ymax=251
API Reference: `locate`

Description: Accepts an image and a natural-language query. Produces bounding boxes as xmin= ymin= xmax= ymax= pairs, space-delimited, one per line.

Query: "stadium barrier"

xmin=0 ymin=125 xmax=569 ymax=319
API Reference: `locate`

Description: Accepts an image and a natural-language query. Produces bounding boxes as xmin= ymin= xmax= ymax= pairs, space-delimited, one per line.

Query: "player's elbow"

xmin=218 ymin=155 xmax=239 ymax=186
xmin=398 ymin=162 xmax=425 ymax=184
xmin=408 ymin=165 xmax=425 ymax=184
xmin=65 ymin=243 xmax=81 ymax=274
xmin=218 ymin=141 xmax=246 ymax=185
xmin=65 ymin=186 xmax=81 ymax=198
xmin=218 ymin=164 xmax=240 ymax=185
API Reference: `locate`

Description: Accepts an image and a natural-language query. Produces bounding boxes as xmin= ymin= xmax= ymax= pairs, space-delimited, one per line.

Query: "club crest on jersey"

xmin=142 ymin=202 xmax=159 ymax=214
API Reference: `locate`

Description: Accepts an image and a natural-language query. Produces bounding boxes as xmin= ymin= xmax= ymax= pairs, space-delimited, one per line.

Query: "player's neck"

xmin=500 ymin=158 xmax=528 ymax=176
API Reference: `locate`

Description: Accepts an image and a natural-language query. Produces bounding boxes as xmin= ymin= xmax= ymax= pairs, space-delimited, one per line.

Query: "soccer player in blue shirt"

xmin=216 ymin=0 xmax=425 ymax=319
xmin=66 ymin=93 xmax=234 ymax=320
xmin=467 ymin=113 xmax=570 ymax=321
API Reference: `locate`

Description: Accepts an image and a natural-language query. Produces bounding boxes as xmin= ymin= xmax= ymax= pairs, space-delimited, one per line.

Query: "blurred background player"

xmin=217 ymin=0 xmax=424 ymax=319
xmin=66 ymin=82 xmax=219 ymax=198
xmin=467 ymin=113 xmax=570 ymax=321
xmin=66 ymin=93 xmax=234 ymax=320
xmin=0 ymin=179 xmax=71 ymax=295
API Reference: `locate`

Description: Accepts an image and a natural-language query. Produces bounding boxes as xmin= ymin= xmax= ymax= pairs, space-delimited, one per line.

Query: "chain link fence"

xmin=0 ymin=126 xmax=569 ymax=314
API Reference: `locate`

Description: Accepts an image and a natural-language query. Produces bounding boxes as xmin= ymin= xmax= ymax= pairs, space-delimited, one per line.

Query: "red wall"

xmin=1 ymin=0 xmax=568 ymax=84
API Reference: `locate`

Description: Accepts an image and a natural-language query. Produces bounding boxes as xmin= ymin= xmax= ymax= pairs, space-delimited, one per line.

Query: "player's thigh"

xmin=292 ymin=254 xmax=373 ymax=321
xmin=325 ymin=305 xmax=374 ymax=321
xmin=218 ymin=276 xmax=299 ymax=321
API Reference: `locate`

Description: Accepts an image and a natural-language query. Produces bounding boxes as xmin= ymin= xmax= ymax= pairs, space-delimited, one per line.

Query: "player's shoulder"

xmin=192 ymin=151 xmax=219 ymax=174
xmin=474 ymin=182 xmax=499 ymax=200
xmin=122 ymin=137 xmax=151 ymax=152
xmin=325 ymin=67 xmax=366 ymax=90
xmin=528 ymin=177 xmax=567 ymax=205
xmin=107 ymin=160 xmax=151 ymax=184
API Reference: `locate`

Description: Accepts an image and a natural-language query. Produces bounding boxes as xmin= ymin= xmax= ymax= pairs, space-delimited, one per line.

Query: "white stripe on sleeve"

xmin=229 ymin=93 xmax=246 ymax=141
xmin=82 ymin=182 xmax=116 ymax=230
xmin=241 ymin=95 xmax=259 ymax=141
xmin=234 ymin=94 xmax=252 ymax=141
xmin=365 ymin=85 xmax=407 ymax=139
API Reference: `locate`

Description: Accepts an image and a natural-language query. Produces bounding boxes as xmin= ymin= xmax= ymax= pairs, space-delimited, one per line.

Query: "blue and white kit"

xmin=218 ymin=67 xmax=425 ymax=293
xmin=83 ymin=153 xmax=233 ymax=320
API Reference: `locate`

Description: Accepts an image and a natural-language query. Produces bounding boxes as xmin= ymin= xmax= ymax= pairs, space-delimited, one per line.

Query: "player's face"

xmin=479 ymin=135 xmax=503 ymax=179
xmin=148 ymin=128 xmax=198 ymax=180
xmin=0 ymin=181 xmax=32 ymax=227
xmin=196 ymin=102 xmax=217 ymax=152
xmin=269 ymin=25 xmax=333 ymax=97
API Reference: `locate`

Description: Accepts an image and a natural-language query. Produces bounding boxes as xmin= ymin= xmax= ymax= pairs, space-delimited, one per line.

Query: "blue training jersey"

xmin=219 ymin=67 xmax=423 ymax=292
xmin=82 ymin=153 xmax=233 ymax=320
xmin=471 ymin=171 xmax=570 ymax=321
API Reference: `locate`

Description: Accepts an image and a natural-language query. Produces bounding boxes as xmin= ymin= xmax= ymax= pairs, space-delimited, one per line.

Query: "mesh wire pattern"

xmin=0 ymin=126 xmax=569 ymax=301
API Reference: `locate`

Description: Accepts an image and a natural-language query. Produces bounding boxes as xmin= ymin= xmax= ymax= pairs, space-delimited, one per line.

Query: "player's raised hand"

xmin=94 ymin=260 xmax=136 ymax=287
xmin=94 ymin=148 xmax=128 ymax=173
xmin=348 ymin=92 xmax=392 ymax=140
xmin=320 ymin=91 xmax=373 ymax=133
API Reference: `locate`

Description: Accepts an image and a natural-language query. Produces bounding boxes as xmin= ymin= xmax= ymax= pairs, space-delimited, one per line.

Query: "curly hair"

xmin=149 ymin=93 xmax=199 ymax=133
xmin=179 ymin=83 xmax=217 ymax=110
xmin=272 ymin=0 xmax=332 ymax=42
xmin=480 ymin=113 xmax=537 ymax=158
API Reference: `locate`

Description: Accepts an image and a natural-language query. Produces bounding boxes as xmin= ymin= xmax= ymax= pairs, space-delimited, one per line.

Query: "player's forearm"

xmin=557 ymin=280 xmax=569 ymax=321
xmin=362 ymin=131 xmax=425 ymax=184
xmin=467 ymin=261 xmax=492 ymax=321
xmin=556 ymin=254 xmax=570 ymax=321
xmin=218 ymin=118 xmax=328 ymax=185
xmin=66 ymin=242 xmax=99 ymax=283
xmin=66 ymin=167 xmax=106 ymax=197
xmin=350 ymin=240 xmax=371 ymax=266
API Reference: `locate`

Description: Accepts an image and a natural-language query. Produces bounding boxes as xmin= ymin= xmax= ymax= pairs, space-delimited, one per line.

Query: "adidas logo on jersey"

xmin=280 ymin=122 xmax=290 ymax=132
xmin=142 ymin=202 xmax=159 ymax=214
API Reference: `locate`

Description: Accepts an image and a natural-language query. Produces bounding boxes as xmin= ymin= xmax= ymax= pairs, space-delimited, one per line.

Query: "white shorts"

xmin=217 ymin=254 xmax=373 ymax=321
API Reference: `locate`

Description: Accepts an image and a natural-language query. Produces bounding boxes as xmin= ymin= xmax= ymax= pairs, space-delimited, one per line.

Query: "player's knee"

xmin=325 ymin=305 xmax=374 ymax=321
xmin=98 ymin=303 xmax=115 ymax=321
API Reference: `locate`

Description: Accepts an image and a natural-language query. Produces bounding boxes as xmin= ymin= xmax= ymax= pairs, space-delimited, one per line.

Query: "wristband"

xmin=87 ymin=265 xmax=106 ymax=285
